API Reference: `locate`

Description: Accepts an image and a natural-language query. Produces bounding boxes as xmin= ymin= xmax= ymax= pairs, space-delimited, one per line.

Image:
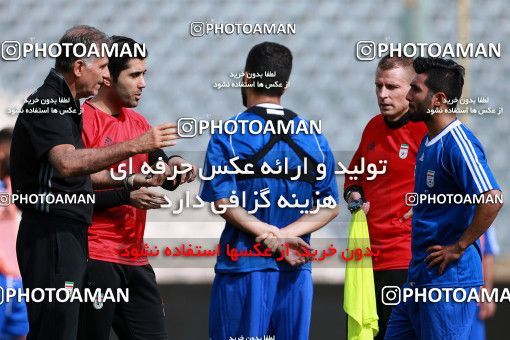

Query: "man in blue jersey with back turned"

xmin=200 ymin=42 xmax=339 ymax=340
xmin=384 ymin=57 xmax=503 ymax=339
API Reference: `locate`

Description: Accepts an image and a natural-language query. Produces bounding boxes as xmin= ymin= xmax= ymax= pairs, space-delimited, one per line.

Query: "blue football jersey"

xmin=409 ymin=119 xmax=500 ymax=287
xmin=482 ymin=227 xmax=499 ymax=256
xmin=199 ymin=103 xmax=339 ymax=273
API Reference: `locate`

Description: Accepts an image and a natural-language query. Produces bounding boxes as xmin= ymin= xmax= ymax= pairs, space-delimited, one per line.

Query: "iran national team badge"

xmin=93 ymin=292 xmax=104 ymax=310
xmin=64 ymin=281 xmax=74 ymax=291
xmin=399 ymin=143 xmax=409 ymax=159
xmin=426 ymin=170 xmax=435 ymax=188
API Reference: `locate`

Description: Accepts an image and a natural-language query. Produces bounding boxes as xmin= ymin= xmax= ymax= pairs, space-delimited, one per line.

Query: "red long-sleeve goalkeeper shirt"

xmin=344 ymin=113 xmax=427 ymax=271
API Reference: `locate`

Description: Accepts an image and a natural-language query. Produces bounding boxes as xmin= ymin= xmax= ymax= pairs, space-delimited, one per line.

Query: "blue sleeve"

xmin=312 ymin=134 xmax=340 ymax=205
xmin=3 ymin=278 xmax=29 ymax=336
xmin=199 ymin=133 xmax=237 ymax=202
xmin=448 ymin=128 xmax=499 ymax=195
xmin=483 ymin=228 xmax=499 ymax=256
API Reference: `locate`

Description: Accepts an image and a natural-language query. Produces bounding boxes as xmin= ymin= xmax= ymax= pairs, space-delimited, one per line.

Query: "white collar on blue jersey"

xmin=255 ymin=103 xmax=285 ymax=115
xmin=256 ymin=103 xmax=284 ymax=109
xmin=425 ymin=119 xmax=462 ymax=147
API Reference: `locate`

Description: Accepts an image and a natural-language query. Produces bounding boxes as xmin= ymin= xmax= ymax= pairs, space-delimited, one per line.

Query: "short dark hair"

xmin=413 ymin=57 xmax=465 ymax=109
xmin=377 ymin=55 xmax=414 ymax=71
xmin=244 ymin=42 xmax=292 ymax=97
xmin=108 ymin=36 xmax=147 ymax=82
xmin=55 ymin=25 xmax=109 ymax=73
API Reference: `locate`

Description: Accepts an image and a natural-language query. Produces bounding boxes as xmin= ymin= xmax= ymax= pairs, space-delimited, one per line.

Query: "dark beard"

xmin=0 ymin=156 xmax=9 ymax=178
xmin=409 ymin=95 xmax=433 ymax=122
xmin=409 ymin=109 xmax=431 ymax=122
xmin=241 ymin=86 xmax=247 ymax=107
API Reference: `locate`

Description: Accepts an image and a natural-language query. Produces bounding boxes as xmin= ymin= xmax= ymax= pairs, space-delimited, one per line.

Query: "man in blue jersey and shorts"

xmin=200 ymin=42 xmax=339 ymax=340
xmin=384 ymin=57 xmax=503 ymax=339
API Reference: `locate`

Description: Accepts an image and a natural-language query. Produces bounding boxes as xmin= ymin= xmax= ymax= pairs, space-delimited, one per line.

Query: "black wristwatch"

xmin=348 ymin=198 xmax=365 ymax=213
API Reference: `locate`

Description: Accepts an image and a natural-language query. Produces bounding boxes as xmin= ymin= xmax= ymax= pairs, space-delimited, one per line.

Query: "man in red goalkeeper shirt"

xmin=344 ymin=55 xmax=427 ymax=339
xmin=80 ymin=36 xmax=196 ymax=339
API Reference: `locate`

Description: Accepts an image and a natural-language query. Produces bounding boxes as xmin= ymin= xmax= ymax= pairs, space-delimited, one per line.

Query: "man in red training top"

xmin=80 ymin=36 xmax=197 ymax=339
xmin=343 ymin=55 xmax=427 ymax=339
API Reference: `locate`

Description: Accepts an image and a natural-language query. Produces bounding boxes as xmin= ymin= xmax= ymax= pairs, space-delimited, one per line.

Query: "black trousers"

xmin=373 ymin=269 xmax=408 ymax=340
xmin=17 ymin=212 xmax=88 ymax=340
xmin=79 ymin=259 xmax=168 ymax=340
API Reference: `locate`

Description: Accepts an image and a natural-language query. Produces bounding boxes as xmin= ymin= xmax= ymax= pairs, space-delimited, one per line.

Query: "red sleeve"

xmin=344 ymin=140 xmax=364 ymax=189
xmin=343 ymin=120 xmax=372 ymax=200
xmin=81 ymin=105 xmax=99 ymax=148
